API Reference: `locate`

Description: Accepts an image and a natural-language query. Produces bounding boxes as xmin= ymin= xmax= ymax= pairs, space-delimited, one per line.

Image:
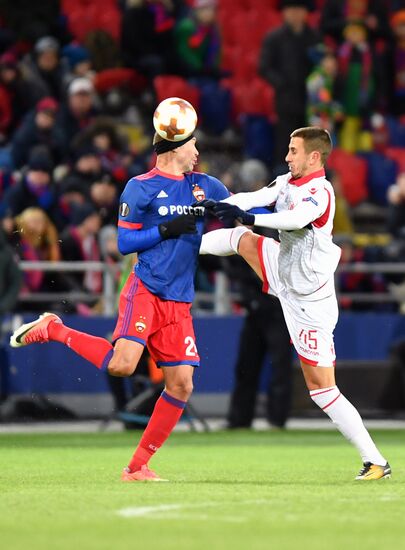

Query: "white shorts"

xmin=257 ymin=236 xmax=338 ymax=367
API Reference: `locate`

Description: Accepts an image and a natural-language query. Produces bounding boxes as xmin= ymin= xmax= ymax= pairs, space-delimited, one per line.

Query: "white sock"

xmin=310 ymin=386 xmax=386 ymax=465
xmin=199 ymin=227 xmax=251 ymax=255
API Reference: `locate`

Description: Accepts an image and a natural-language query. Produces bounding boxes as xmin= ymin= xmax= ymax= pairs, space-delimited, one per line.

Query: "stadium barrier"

xmin=16 ymin=260 xmax=405 ymax=313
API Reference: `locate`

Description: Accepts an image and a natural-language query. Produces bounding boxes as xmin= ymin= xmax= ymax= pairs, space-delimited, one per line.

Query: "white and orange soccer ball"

xmin=153 ymin=97 xmax=198 ymax=142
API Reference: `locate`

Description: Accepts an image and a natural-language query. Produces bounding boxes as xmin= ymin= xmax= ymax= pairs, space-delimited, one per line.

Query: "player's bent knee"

xmin=166 ymin=380 xmax=194 ymax=401
xmin=107 ymin=358 xmax=136 ymax=377
xmin=238 ymin=231 xmax=260 ymax=257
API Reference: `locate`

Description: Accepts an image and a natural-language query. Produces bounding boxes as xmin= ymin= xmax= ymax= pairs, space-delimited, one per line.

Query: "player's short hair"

xmin=290 ymin=127 xmax=332 ymax=165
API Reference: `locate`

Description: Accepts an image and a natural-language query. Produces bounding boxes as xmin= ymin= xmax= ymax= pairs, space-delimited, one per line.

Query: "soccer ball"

xmin=153 ymin=97 xmax=198 ymax=142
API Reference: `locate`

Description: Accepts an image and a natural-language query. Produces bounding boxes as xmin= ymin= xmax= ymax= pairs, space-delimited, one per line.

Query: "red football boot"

xmin=10 ymin=312 xmax=62 ymax=348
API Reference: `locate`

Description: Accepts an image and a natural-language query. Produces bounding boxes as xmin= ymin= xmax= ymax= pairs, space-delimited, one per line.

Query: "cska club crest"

xmin=192 ymin=184 xmax=206 ymax=202
xmin=135 ymin=316 xmax=147 ymax=333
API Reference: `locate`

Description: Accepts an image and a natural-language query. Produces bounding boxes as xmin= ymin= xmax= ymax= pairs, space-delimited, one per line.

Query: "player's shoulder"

xmin=187 ymin=171 xmax=223 ymax=187
xmin=124 ymin=169 xmax=164 ymax=190
xmin=302 ymin=173 xmax=334 ymax=202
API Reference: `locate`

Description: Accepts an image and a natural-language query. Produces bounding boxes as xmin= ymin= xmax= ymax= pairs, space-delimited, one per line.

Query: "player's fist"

xmin=211 ymin=202 xmax=255 ymax=226
xmin=190 ymin=199 xmax=217 ymax=216
xmin=159 ymin=213 xmax=197 ymax=239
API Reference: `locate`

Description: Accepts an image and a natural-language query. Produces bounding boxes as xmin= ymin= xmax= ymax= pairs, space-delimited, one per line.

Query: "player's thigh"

xmin=300 ymin=360 xmax=336 ymax=391
xmin=108 ymin=338 xmax=145 ymax=377
xmin=162 ymin=364 xmax=195 ymax=401
xmin=238 ymin=231 xmax=263 ymax=280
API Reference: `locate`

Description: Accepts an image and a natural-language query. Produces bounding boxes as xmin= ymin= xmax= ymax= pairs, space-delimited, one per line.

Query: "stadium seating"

xmin=384 ymin=147 xmax=405 ymax=174
xmin=328 ymin=148 xmax=368 ymax=206
xmin=360 ymin=152 xmax=398 ymax=205
xmin=153 ymin=76 xmax=201 ymax=109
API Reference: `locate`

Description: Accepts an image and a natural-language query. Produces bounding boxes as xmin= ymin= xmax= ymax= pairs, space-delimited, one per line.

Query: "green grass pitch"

xmin=0 ymin=429 xmax=404 ymax=550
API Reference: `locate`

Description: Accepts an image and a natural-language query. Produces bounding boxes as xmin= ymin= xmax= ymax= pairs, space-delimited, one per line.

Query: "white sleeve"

xmin=253 ymin=188 xmax=329 ymax=230
xmin=221 ymin=180 xmax=282 ymax=210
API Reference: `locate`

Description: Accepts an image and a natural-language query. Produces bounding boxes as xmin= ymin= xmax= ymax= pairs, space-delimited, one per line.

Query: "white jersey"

xmin=225 ymin=169 xmax=341 ymax=299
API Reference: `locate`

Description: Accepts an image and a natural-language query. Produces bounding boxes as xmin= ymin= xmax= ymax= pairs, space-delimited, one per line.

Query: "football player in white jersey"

xmin=200 ymin=127 xmax=391 ymax=480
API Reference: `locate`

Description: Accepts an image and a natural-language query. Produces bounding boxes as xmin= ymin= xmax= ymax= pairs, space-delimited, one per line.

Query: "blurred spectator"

xmin=59 ymin=146 xmax=103 ymax=196
xmin=2 ymin=150 xmax=60 ymax=222
xmin=337 ymin=236 xmax=389 ymax=311
xmin=56 ymin=77 xmax=98 ymax=152
xmin=62 ymin=42 xmax=93 ymax=84
xmin=0 ymin=227 xmax=22 ymax=402
xmin=19 ymin=36 xmax=68 ymax=105
xmin=174 ymin=0 xmax=221 ymax=78
xmin=383 ymin=10 xmax=405 ymax=117
xmin=320 ymin=0 xmax=391 ymax=44
xmin=337 ymin=21 xmax=376 ymax=152
xmin=0 ymin=52 xmax=31 ymax=139
xmin=57 ymin=177 xmax=88 ymax=230
xmin=59 ymin=203 xmax=102 ymax=296
xmin=306 ymin=47 xmax=344 ymax=136
xmin=84 ymin=29 xmax=122 ymax=73
xmin=387 ymin=172 xmax=405 ymax=238
xmin=11 ymin=207 xmax=61 ymax=299
xmin=0 ymin=1 xmax=66 ymax=44
xmin=0 ymin=226 xmax=22 ymax=315
xmin=71 ymin=118 xmax=132 ymax=183
xmin=89 ymin=172 xmax=120 ymax=227
xmin=329 ymin=170 xmax=354 ymax=237
xmin=11 ymin=97 xmax=65 ymax=169
xmin=121 ymin=0 xmax=180 ymax=79
xmin=259 ymin=0 xmax=320 ymax=171
xmin=226 ymin=252 xmax=293 ymax=429
xmin=99 ymin=225 xmax=121 ymax=264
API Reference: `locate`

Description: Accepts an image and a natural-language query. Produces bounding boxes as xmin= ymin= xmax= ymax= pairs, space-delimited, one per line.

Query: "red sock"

xmin=128 ymin=390 xmax=186 ymax=472
xmin=48 ymin=320 xmax=113 ymax=370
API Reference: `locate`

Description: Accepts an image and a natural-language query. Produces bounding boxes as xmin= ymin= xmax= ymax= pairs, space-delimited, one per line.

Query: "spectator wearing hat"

xmin=2 ymin=149 xmax=60 ymax=223
xmin=20 ymin=36 xmax=69 ymax=105
xmin=62 ymin=43 xmax=93 ymax=84
xmin=174 ymin=0 xmax=221 ymax=78
xmin=56 ymin=77 xmax=99 ymax=151
xmin=59 ymin=202 xmax=102 ymax=296
xmin=259 ymin=0 xmax=321 ymax=171
xmin=11 ymin=96 xmax=65 ymax=168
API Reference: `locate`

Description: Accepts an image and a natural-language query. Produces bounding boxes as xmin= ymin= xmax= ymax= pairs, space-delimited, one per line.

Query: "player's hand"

xmin=211 ymin=202 xmax=255 ymax=225
xmin=190 ymin=199 xmax=217 ymax=215
xmin=158 ymin=213 xmax=197 ymax=239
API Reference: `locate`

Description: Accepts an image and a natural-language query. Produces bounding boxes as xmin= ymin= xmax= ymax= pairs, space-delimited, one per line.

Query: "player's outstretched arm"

xmin=212 ymin=188 xmax=329 ymax=230
xmin=118 ymin=214 xmax=197 ymax=255
xmin=221 ymin=181 xmax=281 ymax=210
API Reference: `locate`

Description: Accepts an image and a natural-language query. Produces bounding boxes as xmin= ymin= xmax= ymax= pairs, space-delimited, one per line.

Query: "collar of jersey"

xmin=289 ymin=168 xmax=325 ymax=187
xmin=153 ymin=167 xmax=184 ymax=181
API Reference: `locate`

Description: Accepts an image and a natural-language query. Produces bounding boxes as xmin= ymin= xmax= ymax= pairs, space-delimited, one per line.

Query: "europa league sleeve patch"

xmin=119 ymin=202 xmax=130 ymax=217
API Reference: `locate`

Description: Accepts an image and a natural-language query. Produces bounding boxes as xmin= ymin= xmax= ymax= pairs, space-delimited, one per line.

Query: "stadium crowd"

xmin=0 ymin=0 xmax=405 ymax=313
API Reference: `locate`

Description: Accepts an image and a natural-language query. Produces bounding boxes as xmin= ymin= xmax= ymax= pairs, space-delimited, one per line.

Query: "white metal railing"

xmin=16 ymin=260 xmax=405 ymax=314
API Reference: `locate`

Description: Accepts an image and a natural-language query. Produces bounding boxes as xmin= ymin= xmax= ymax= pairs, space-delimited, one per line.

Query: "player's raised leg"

xmin=301 ymin=361 xmax=391 ymax=480
xmin=122 ymin=364 xmax=194 ymax=482
xmin=9 ymin=272 xmax=148 ymax=377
